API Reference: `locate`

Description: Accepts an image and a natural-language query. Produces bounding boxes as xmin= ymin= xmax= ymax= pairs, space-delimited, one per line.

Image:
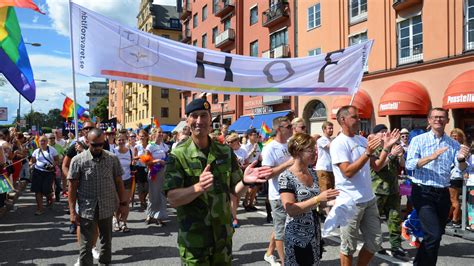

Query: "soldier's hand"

xmin=391 ymin=145 xmax=404 ymax=157
xmin=196 ymin=164 xmax=213 ymax=192
xmin=367 ymin=137 xmax=381 ymax=154
xmin=243 ymin=161 xmax=273 ymax=184
xmin=431 ymin=146 xmax=448 ymax=160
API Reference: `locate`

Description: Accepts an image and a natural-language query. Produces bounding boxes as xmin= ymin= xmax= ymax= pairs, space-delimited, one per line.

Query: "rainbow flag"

xmin=261 ymin=121 xmax=272 ymax=137
xmin=60 ymin=97 xmax=86 ymax=119
xmin=153 ymin=117 xmax=160 ymax=128
xmin=0 ymin=0 xmax=44 ymax=14
xmin=0 ymin=6 xmax=36 ymax=102
xmin=0 ymin=173 xmax=14 ymax=193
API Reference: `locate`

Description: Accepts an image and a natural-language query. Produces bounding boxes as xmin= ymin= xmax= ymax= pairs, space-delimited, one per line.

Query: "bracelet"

xmin=457 ymin=157 xmax=466 ymax=163
xmin=313 ymin=196 xmax=320 ymax=206
xmin=242 ymin=179 xmax=255 ymax=186
xmin=382 ymin=148 xmax=390 ymax=153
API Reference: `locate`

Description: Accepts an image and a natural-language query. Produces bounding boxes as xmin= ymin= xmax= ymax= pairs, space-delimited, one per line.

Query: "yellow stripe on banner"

xmin=0 ymin=7 xmax=9 ymax=42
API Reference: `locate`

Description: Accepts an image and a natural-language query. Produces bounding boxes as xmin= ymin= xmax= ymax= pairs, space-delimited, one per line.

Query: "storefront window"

xmin=400 ymin=117 xmax=428 ymax=131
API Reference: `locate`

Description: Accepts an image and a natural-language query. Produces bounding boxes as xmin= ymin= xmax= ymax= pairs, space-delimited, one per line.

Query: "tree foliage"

xmin=92 ymin=96 xmax=109 ymax=121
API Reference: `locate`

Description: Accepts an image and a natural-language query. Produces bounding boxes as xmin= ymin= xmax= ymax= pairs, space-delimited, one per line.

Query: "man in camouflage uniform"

xmin=164 ymin=98 xmax=272 ymax=265
xmin=370 ymin=124 xmax=407 ymax=258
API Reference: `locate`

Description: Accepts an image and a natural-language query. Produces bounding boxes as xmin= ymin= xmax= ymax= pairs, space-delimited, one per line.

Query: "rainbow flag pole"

xmin=67 ymin=0 xmax=80 ymax=139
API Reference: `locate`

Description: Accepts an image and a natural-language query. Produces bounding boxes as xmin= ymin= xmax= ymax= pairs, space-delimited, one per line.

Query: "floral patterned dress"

xmin=279 ymin=169 xmax=322 ymax=266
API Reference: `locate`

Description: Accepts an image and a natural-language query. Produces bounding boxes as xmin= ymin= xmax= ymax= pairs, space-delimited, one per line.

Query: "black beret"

xmin=246 ymin=128 xmax=257 ymax=135
xmin=185 ymin=98 xmax=211 ymax=115
xmin=372 ymin=124 xmax=388 ymax=134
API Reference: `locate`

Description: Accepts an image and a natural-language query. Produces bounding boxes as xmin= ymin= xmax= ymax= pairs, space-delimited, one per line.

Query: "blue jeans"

xmin=411 ymin=184 xmax=450 ymax=266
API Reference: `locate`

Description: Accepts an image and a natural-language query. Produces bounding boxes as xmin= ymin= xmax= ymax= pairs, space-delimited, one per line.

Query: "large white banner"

xmin=71 ymin=3 xmax=373 ymax=96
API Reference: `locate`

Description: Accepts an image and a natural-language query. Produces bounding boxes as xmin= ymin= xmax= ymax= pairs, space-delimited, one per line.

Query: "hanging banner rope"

xmin=70 ymin=2 xmax=373 ymax=97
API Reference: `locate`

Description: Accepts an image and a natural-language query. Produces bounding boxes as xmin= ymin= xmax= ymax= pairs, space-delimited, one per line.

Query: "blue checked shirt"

xmin=406 ymin=131 xmax=461 ymax=188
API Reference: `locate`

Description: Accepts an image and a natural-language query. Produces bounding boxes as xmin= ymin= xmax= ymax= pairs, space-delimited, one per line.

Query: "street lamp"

xmin=29 ymin=99 xmax=49 ymax=132
xmin=218 ymin=101 xmax=227 ymax=127
xmin=24 ymin=42 xmax=41 ymax=47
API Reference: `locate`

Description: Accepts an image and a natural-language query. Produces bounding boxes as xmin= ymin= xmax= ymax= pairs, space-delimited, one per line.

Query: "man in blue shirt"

xmin=406 ymin=107 xmax=469 ymax=266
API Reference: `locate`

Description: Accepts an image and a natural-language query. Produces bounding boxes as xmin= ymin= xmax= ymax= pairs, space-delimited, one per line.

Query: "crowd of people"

xmin=1 ymin=100 xmax=474 ymax=266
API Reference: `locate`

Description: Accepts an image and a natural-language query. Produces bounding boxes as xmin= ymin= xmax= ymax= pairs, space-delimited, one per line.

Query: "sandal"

xmin=121 ymin=223 xmax=130 ymax=233
xmin=113 ymin=221 xmax=121 ymax=232
xmin=156 ymin=219 xmax=166 ymax=227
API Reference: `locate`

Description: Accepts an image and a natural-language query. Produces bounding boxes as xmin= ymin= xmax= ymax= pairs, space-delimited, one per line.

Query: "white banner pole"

xmin=68 ymin=0 xmax=79 ymax=139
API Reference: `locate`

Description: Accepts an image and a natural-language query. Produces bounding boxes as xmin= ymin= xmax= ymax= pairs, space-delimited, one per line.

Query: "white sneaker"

xmin=74 ymin=257 xmax=80 ymax=266
xmin=264 ymin=254 xmax=281 ymax=266
xmin=92 ymin=247 xmax=100 ymax=260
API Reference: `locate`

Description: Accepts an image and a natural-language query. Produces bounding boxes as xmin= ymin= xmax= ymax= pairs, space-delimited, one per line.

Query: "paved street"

xmin=1 ymin=190 xmax=474 ymax=265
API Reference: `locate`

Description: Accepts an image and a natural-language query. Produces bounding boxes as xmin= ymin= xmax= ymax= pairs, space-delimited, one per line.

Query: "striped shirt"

xmin=406 ymin=131 xmax=461 ymax=188
xmin=68 ymin=150 xmax=124 ymax=220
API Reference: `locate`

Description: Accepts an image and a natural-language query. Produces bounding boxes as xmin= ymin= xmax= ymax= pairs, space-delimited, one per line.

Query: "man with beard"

xmin=164 ymin=98 xmax=272 ymax=265
xmin=68 ymin=128 xmax=129 ymax=265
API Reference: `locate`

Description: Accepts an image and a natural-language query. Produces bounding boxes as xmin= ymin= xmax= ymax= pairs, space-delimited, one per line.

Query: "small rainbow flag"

xmin=0 ymin=6 xmax=37 ymax=102
xmin=0 ymin=173 xmax=14 ymax=193
xmin=0 ymin=0 xmax=45 ymax=14
xmin=153 ymin=117 xmax=160 ymax=128
xmin=261 ymin=121 xmax=272 ymax=136
xmin=60 ymin=97 xmax=87 ymax=119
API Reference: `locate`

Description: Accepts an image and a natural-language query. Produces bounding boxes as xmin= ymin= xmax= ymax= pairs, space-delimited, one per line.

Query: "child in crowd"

xmin=467 ymin=145 xmax=474 ymax=231
xmin=401 ymin=209 xmax=423 ymax=248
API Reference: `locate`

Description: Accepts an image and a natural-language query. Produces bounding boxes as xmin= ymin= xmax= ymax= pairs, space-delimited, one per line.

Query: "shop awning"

xmin=161 ymin=124 xmax=177 ymax=133
xmin=229 ymin=111 xmax=290 ymax=134
xmin=331 ymin=89 xmax=373 ymax=119
xmin=443 ymin=70 xmax=474 ymax=109
xmin=172 ymin=120 xmax=187 ymax=133
xmin=378 ymin=81 xmax=431 ymax=116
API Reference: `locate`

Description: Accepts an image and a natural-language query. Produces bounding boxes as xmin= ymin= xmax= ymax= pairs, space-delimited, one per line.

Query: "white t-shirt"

xmin=330 ymin=134 xmax=375 ymax=204
xmin=261 ymin=140 xmax=291 ymax=200
xmin=113 ymin=147 xmax=132 ymax=180
xmin=233 ymin=147 xmax=248 ymax=165
xmin=32 ymin=146 xmax=58 ymax=172
xmin=55 ymin=138 xmax=66 ymax=147
xmin=316 ymin=136 xmax=332 ymax=171
xmin=243 ymin=142 xmax=261 ymax=164
xmin=135 ymin=142 xmax=147 ymax=167
xmin=146 ymin=142 xmax=169 ymax=160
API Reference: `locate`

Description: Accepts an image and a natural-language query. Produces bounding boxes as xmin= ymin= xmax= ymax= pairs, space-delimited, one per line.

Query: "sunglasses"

xmin=280 ymin=124 xmax=292 ymax=129
xmin=82 ymin=127 xmax=94 ymax=131
xmin=90 ymin=142 xmax=104 ymax=147
xmin=130 ymin=135 xmax=136 ymax=138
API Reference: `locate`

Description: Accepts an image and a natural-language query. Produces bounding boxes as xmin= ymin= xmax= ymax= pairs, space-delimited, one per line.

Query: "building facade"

xmin=297 ymin=0 xmax=474 ymax=141
xmin=178 ymin=0 xmax=297 ymax=128
xmin=87 ymin=81 xmax=108 ymax=111
xmin=109 ymin=0 xmax=182 ymax=130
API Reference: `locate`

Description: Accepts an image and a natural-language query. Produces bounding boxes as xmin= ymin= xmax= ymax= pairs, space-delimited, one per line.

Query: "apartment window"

xmin=212 ymin=0 xmax=219 ymax=14
xmin=193 ymin=13 xmax=198 ymax=28
xmin=398 ymin=15 xmax=423 ymax=65
xmin=224 ymin=18 xmax=231 ymax=31
xmin=307 ymin=3 xmax=321 ymax=30
xmin=224 ymin=94 xmax=230 ymax=101
xmin=212 ymin=26 xmax=218 ymax=43
xmin=350 ymin=0 xmax=367 ymax=23
xmin=202 ymin=5 xmax=208 ymax=21
xmin=170 ymin=18 xmax=180 ymax=29
xmin=212 ymin=94 xmax=218 ymax=104
xmin=466 ymin=0 xmax=474 ymax=51
xmin=202 ymin=33 xmax=207 ymax=48
xmin=161 ymin=88 xmax=169 ymax=98
xmin=161 ymin=107 xmax=169 ymax=118
xmin=250 ymin=40 xmax=259 ymax=57
xmin=193 ymin=40 xmax=198 ymax=46
xmin=184 ymin=96 xmax=189 ymax=106
xmin=270 ymin=29 xmax=288 ymax=49
xmin=250 ymin=6 xmax=258 ymax=25
xmin=308 ymin=48 xmax=321 ymax=56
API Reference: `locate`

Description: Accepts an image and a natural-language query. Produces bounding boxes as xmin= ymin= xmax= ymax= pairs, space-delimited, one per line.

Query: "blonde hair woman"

xmin=448 ymin=128 xmax=467 ymax=228
xmin=279 ymin=133 xmax=339 ymax=265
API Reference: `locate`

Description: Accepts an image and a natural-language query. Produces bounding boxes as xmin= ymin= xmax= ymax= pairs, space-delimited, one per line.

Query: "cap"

xmin=372 ymin=124 xmax=388 ymax=134
xmin=246 ymin=128 xmax=258 ymax=135
xmin=185 ymin=98 xmax=211 ymax=116
xmin=400 ymin=128 xmax=409 ymax=134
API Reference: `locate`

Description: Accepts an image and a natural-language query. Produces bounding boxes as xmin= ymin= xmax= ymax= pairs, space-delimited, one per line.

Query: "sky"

xmin=0 ymin=0 xmax=176 ymax=125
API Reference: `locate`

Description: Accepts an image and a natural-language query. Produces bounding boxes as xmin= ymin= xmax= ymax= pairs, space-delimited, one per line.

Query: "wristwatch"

xmin=364 ymin=151 xmax=372 ymax=157
xmin=119 ymin=201 xmax=128 ymax=207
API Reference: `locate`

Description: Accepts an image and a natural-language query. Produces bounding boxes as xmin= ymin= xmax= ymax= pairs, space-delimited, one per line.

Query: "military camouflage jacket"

xmin=164 ymin=137 xmax=243 ymax=248
xmin=371 ymin=146 xmax=401 ymax=196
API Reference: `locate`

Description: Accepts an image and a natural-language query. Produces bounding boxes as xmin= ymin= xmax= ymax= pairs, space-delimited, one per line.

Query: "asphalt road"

xmin=1 ymin=191 xmax=473 ymax=265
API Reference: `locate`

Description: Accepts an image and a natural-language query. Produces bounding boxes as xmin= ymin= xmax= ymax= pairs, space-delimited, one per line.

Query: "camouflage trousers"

xmin=179 ymin=239 xmax=232 ymax=266
xmin=376 ymin=193 xmax=402 ymax=249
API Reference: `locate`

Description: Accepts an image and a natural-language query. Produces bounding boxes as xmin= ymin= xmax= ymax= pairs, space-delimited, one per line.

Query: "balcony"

xmin=215 ymin=0 xmax=235 ymax=18
xmin=181 ymin=29 xmax=191 ymax=43
xmin=143 ymin=100 xmax=149 ymax=106
xmin=180 ymin=1 xmax=191 ymax=20
xmin=215 ymin=28 xmax=235 ymax=48
xmin=392 ymin=0 xmax=423 ymax=12
xmin=262 ymin=1 xmax=289 ymax=28
xmin=262 ymin=44 xmax=290 ymax=58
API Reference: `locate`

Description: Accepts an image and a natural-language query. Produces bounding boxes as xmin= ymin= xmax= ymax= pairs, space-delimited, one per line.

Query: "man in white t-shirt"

xmin=242 ymin=128 xmax=263 ymax=212
xmin=53 ymin=129 xmax=67 ymax=148
xmin=330 ymin=105 xmax=400 ymax=266
xmin=261 ymin=116 xmax=294 ymax=266
xmin=316 ymin=121 xmax=334 ymax=216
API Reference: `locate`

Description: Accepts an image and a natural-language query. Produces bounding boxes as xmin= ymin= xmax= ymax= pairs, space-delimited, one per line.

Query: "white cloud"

xmin=52 ymin=50 xmax=70 ymax=55
xmin=29 ymin=54 xmax=71 ymax=68
xmin=20 ymin=23 xmax=55 ymax=30
xmin=32 ymin=15 xmax=39 ymax=23
xmin=46 ymin=0 xmax=140 ymax=36
xmin=153 ymin=0 xmax=177 ymax=6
